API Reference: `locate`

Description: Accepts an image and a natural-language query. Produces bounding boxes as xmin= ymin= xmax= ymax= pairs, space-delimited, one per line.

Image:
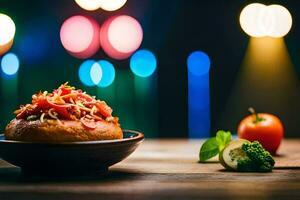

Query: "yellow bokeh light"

xmin=0 ymin=14 xmax=16 ymax=46
xmin=267 ymin=5 xmax=292 ymax=38
xmin=239 ymin=3 xmax=292 ymax=38
xmin=100 ymin=0 xmax=127 ymax=11
xmin=74 ymin=0 xmax=102 ymax=11
xmin=0 ymin=39 xmax=13 ymax=56
xmin=239 ymin=3 xmax=266 ymax=37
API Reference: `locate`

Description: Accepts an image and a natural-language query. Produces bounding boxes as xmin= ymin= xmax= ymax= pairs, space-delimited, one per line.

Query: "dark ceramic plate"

xmin=0 ymin=130 xmax=144 ymax=175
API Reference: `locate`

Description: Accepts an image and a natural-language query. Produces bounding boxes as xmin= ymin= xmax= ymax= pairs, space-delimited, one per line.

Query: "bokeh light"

xmin=78 ymin=60 xmax=96 ymax=86
xmin=187 ymin=51 xmax=210 ymax=76
xmin=187 ymin=51 xmax=211 ymax=138
xmin=0 ymin=14 xmax=16 ymax=46
xmin=100 ymin=0 xmax=127 ymax=11
xmin=239 ymin=3 xmax=292 ymax=38
xmin=130 ymin=49 xmax=157 ymax=77
xmin=108 ymin=16 xmax=143 ymax=53
xmin=90 ymin=62 xmax=102 ymax=85
xmin=16 ymin=20 xmax=52 ymax=64
xmin=0 ymin=40 xmax=13 ymax=56
xmin=60 ymin=15 xmax=100 ymax=59
xmin=239 ymin=3 xmax=266 ymax=38
xmin=100 ymin=15 xmax=143 ymax=60
xmin=1 ymin=53 xmax=19 ymax=76
xmin=268 ymin=5 xmax=292 ymax=38
xmin=97 ymin=60 xmax=115 ymax=87
xmin=0 ymin=14 xmax=16 ymax=55
xmin=75 ymin=0 xmax=102 ymax=11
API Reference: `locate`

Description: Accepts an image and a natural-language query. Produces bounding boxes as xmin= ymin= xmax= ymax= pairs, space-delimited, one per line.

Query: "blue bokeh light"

xmin=1 ymin=53 xmax=20 ymax=76
xmin=187 ymin=51 xmax=211 ymax=138
xmin=17 ymin=30 xmax=48 ymax=63
xmin=97 ymin=60 xmax=115 ymax=87
xmin=78 ymin=60 xmax=96 ymax=86
xmin=90 ymin=62 xmax=102 ymax=85
xmin=16 ymin=19 xmax=55 ymax=64
xmin=130 ymin=50 xmax=157 ymax=78
xmin=187 ymin=51 xmax=210 ymax=76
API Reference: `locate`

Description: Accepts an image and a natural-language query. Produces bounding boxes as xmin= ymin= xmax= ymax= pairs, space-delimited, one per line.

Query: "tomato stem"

xmin=248 ymin=107 xmax=265 ymax=123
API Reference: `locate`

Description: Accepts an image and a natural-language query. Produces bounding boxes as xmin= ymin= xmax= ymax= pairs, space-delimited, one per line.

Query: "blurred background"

xmin=0 ymin=0 xmax=300 ymax=138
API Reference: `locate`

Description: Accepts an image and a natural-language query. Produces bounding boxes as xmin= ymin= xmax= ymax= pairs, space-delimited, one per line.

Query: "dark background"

xmin=0 ymin=0 xmax=299 ymax=138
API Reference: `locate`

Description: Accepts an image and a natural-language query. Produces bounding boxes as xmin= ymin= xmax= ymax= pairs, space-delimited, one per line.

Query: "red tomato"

xmin=46 ymin=97 xmax=72 ymax=119
xmin=78 ymin=93 xmax=94 ymax=102
xmin=53 ymin=88 xmax=71 ymax=96
xmin=60 ymin=88 xmax=72 ymax=96
xmin=35 ymin=97 xmax=48 ymax=108
xmin=95 ymin=102 xmax=112 ymax=118
xmin=238 ymin=111 xmax=284 ymax=155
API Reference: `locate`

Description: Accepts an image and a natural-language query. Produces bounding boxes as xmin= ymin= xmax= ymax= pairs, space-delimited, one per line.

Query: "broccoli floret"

xmin=237 ymin=141 xmax=275 ymax=172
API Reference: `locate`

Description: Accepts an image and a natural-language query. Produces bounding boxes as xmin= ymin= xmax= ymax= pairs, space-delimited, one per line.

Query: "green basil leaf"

xmin=199 ymin=137 xmax=219 ymax=162
xmin=216 ymin=130 xmax=231 ymax=151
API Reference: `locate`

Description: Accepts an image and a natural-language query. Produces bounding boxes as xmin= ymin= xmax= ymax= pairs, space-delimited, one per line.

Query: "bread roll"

xmin=5 ymin=119 xmax=122 ymax=143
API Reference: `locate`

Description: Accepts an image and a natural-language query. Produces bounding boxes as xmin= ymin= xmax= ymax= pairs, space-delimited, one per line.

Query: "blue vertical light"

xmin=187 ymin=51 xmax=211 ymax=138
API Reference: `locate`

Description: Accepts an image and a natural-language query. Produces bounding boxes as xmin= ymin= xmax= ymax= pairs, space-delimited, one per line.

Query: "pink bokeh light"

xmin=100 ymin=15 xmax=143 ymax=60
xmin=60 ymin=15 xmax=100 ymax=59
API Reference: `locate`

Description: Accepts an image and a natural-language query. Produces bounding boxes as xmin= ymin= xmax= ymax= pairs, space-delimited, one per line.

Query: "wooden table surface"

xmin=0 ymin=139 xmax=299 ymax=200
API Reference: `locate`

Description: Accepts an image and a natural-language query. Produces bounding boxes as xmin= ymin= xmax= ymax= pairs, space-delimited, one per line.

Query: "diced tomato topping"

xmin=46 ymin=97 xmax=72 ymax=119
xmin=77 ymin=93 xmax=94 ymax=102
xmin=13 ymin=82 xmax=116 ymax=127
xmin=95 ymin=101 xmax=112 ymax=118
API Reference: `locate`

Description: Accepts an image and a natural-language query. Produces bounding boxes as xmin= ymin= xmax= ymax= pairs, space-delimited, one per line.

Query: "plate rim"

xmin=0 ymin=129 xmax=144 ymax=146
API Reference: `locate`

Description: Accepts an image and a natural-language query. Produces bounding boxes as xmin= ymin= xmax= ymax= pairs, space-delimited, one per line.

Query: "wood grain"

xmin=0 ymin=139 xmax=299 ymax=200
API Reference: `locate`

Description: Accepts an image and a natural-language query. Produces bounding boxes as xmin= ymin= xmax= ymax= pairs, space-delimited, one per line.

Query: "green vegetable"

xmin=220 ymin=140 xmax=275 ymax=172
xmin=26 ymin=115 xmax=38 ymax=121
xmin=216 ymin=130 xmax=231 ymax=151
xmin=199 ymin=138 xmax=219 ymax=162
xmin=63 ymin=81 xmax=75 ymax=89
xmin=77 ymin=102 xmax=85 ymax=108
xmin=199 ymin=130 xmax=231 ymax=162
xmin=237 ymin=141 xmax=275 ymax=172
